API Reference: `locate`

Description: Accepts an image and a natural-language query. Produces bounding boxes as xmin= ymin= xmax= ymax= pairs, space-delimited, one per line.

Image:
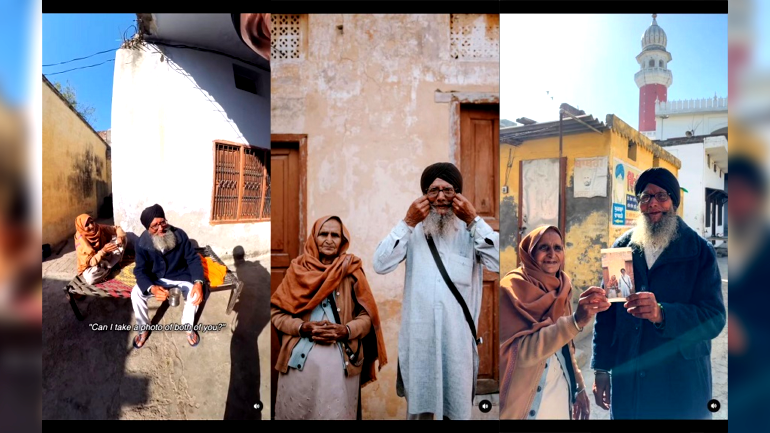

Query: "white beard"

xmin=423 ymin=207 xmax=457 ymax=239
xmin=152 ymin=230 xmax=177 ymax=252
xmin=630 ymin=210 xmax=679 ymax=253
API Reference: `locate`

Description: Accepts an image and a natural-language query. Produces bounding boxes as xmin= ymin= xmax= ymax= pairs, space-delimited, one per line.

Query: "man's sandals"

xmin=132 ymin=330 xmax=200 ymax=349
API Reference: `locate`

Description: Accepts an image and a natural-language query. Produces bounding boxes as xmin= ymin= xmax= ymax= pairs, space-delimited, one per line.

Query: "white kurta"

xmin=373 ymin=218 xmax=499 ymax=420
xmin=619 ymin=274 xmax=633 ymax=297
xmin=536 ymin=354 xmax=570 ymax=420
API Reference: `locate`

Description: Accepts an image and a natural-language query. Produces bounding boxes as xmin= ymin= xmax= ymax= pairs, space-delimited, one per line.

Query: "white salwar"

xmin=373 ymin=218 xmax=499 ymax=420
xmin=619 ymin=274 xmax=633 ymax=297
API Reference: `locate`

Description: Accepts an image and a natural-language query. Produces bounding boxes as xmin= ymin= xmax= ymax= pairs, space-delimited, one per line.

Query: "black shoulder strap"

xmin=425 ymin=235 xmax=481 ymax=346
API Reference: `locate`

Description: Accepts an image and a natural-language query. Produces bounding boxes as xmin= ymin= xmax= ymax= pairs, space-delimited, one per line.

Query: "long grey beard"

xmin=152 ymin=230 xmax=177 ymax=252
xmin=630 ymin=210 xmax=679 ymax=253
xmin=423 ymin=207 xmax=457 ymax=239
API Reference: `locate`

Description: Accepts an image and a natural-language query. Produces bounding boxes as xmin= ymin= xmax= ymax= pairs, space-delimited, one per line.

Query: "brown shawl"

xmin=74 ymin=214 xmax=116 ymax=274
xmin=271 ymin=215 xmax=388 ymax=387
xmin=499 ymin=225 xmax=573 ymax=411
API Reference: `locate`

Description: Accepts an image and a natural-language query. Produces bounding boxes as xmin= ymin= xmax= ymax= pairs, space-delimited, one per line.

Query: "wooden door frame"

xmin=271 ymin=134 xmax=309 ymax=250
xmin=269 ymin=133 xmax=307 ymax=420
xmin=516 ymin=157 xmax=568 ymax=267
xmin=447 ymin=96 xmax=500 ymax=394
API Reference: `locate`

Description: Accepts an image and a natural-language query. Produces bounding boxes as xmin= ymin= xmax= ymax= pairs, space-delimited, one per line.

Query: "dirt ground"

xmin=42 ymin=219 xmax=271 ymax=420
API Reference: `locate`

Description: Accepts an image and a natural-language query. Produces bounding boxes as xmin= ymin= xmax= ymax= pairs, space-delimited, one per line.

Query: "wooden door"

xmin=458 ymin=103 xmax=500 ymax=394
xmin=269 ymin=136 xmax=305 ymax=419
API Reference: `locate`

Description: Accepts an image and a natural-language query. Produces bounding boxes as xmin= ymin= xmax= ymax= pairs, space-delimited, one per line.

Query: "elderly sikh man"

xmin=131 ymin=204 xmax=205 ymax=349
xmin=592 ymin=167 xmax=726 ymax=419
xmin=373 ymin=162 xmax=499 ymax=420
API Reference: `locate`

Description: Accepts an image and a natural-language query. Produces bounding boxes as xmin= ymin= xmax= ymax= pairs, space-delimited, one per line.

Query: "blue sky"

xmin=500 ymin=14 xmax=728 ymax=127
xmin=43 ymin=13 xmax=136 ymax=131
xmin=0 ymin=0 xmax=34 ymax=107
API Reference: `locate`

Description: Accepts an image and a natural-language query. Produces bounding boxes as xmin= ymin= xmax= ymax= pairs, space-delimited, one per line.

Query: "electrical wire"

xmin=43 ymin=47 xmax=118 ymax=67
xmin=44 ymin=59 xmax=115 ymax=76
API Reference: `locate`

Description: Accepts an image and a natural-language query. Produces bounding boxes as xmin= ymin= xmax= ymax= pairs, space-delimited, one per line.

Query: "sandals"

xmin=187 ymin=330 xmax=200 ymax=347
xmin=132 ymin=329 xmax=200 ymax=349
xmin=132 ymin=331 xmax=149 ymax=349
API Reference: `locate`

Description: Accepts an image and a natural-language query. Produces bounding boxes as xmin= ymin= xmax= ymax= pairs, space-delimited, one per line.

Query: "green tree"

xmin=53 ymin=80 xmax=96 ymax=126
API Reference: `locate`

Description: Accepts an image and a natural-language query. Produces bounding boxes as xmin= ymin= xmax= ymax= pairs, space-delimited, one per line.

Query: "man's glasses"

xmin=638 ymin=191 xmax=670 ymax=204
xmin=150 ymin=220 xmax=169 ymax=231
xmin=426 ymin=187 xmax=456 ymax=199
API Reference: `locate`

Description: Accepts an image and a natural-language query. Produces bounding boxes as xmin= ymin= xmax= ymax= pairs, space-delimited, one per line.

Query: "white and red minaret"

xmin=635 ymin=14 xmax=673 ymax=136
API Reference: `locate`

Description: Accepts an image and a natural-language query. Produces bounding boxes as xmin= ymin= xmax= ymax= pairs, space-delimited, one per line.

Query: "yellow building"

xmin=43 ymin=75 xmax=112 ymax=247
xmin=499 ymin=107 xmax=681 ymax=307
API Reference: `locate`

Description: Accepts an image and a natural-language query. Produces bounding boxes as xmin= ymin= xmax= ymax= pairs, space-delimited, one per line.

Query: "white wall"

xmin=656 ymin=112 xmax=728 ymax=140
xmin=665 ymin=142 xmax=725 ymax=245
xmin=111 ymin=45 xmax=271 ymax=260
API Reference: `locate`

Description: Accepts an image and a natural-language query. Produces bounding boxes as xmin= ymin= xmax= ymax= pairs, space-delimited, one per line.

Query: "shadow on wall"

xmin=158 ymin=45 xmax=270 ymax=148
xmin=224 ymin=245 xmax=271 ymax=420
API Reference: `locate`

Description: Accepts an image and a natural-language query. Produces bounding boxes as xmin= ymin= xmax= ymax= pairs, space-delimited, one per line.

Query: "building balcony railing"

xmin=656 ymin=96 xmax=727 ymax=115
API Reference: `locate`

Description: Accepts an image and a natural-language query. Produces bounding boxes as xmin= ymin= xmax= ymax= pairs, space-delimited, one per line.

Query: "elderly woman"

xmin=499 ymin=226 xmax=610 ymax=420
xmin=75 ymin=214 xmax=126 ymax=284
xmin=271 ymin=216 xmax=387 ymax=420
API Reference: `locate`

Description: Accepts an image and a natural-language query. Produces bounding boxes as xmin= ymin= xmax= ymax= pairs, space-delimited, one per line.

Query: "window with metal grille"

xmin=271 ymin=14 xmax=303 ymax=60
xmin=449 ymin=14 xmax=499 ymax=60
xmin=211 ymin=141 xmax=270 ymax=223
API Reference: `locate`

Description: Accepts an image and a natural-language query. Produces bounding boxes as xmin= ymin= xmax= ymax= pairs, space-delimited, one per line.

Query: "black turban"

xmin=634 ymin=167 xmax=680 ymax=208
xmin=140 ymin=204 xmax=165 ymax=229
xmin=420 ymin=162 xmax=462 ymax=194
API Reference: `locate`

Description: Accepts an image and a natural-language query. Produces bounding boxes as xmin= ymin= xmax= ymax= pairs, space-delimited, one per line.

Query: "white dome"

xmin=641 ymin=14 xmax=667 ymax=51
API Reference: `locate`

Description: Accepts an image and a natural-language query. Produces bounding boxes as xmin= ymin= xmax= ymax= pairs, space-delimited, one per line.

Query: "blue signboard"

xmin=613 ymin=204 xmax=626 ymax=225
xmin=626 ymin=194 xmax=639 ymax=212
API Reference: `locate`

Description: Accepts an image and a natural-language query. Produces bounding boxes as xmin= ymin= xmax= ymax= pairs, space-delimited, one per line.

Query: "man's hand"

xmin=150 ymin=285 xmax=168 ymax=302
xmin=452 ymin=193 xmax=478 ymax=225
xmin=190 ymin=282 xmax=203 ymax=306
xmin=405 ymin=195 xmax=430 ymax=227
xmin=311 ymin=320 xmax=349 ymax=344
xmin=574 ymin=287 xmax=611 ymax=328
xmin=593 ymin=373 xmax=611 ymax=410
xmin=573 ymin=389 xmax=590 ymax=420
xmin=101 ymin=243 xmax=118 ymax=254
xmin=624 ymin=292 xmax=662 ymax=323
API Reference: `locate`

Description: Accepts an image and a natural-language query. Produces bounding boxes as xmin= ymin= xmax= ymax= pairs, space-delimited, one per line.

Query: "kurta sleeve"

xmin=372 ymin=220 xmax=412 ymax=274
xmin=471 ymin=218 xmax=499 ymax=272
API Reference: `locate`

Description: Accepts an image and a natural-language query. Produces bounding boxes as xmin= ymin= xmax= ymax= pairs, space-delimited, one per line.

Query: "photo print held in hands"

xmin=600 ymin=247 xmax=635 ymax=302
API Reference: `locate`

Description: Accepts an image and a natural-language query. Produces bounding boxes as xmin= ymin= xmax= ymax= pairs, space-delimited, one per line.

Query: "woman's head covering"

xmin=499 ymin=225 xmax=575 ymax=409
xmin=270 ymin=215 xmax=387 ymax=386
xmin=74 ymin=214 xmax=111 ymax=275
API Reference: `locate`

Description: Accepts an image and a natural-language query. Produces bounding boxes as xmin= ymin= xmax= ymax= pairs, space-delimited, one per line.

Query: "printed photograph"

xmin=42 ymin=13 xmax=271 ymax=420
xmin=600 ymin=247 xmax=634 ymax=301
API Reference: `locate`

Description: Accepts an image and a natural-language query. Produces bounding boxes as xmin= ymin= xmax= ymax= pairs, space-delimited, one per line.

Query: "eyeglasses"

xmin=150 ymin=220 xmax=169 ymax=231
xmin=638 ymin=191 xmax=670 ymax=204
xmin=426 ymin=187 xmax=456 ymax=199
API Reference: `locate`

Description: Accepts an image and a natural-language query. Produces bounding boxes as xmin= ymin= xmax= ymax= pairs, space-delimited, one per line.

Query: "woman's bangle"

xmin=572 ymin=313 xmax=583 ymax=332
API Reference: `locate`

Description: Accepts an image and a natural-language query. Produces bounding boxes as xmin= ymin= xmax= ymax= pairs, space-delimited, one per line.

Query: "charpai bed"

xmin=63 ymin=246 xmax=244 ymax=320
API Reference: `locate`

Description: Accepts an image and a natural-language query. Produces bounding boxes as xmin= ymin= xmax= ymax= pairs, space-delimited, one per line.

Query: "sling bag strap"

xmin=425 ymin=235 xmax=481 ymax=346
